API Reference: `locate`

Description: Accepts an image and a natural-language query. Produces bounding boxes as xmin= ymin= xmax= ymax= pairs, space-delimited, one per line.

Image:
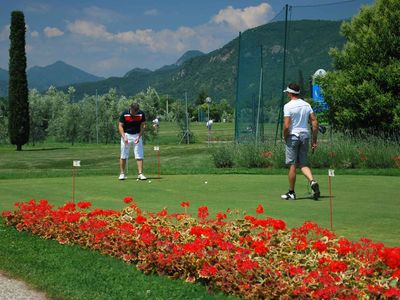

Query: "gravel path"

xmin=0 ymin=273 xmax=47 ymax=300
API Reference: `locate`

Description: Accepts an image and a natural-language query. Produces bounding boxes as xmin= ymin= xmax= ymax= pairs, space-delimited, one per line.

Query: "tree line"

xmin=0 ymin=86 xmax=234 ymax=146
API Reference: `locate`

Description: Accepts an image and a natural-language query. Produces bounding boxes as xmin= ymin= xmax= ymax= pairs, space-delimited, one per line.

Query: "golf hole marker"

xmin=328 ymin=169 xmax=334 ymax=231
xmin=72 ymin=160 xmax=81 ymax=202
xmin=154 ymin=146 xmax=161 ymax=179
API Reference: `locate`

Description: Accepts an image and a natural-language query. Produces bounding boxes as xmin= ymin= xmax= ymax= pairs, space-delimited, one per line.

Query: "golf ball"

xmin=149 ymin=180 xmax=152 ymax=183
xmin=205 ymin=181 xmax=208 ymax=184
xmin=136 ymin=179 xmax=139 ymax=182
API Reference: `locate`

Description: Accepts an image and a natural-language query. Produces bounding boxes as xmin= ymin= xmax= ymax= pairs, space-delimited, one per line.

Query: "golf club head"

xmin=318 ymin=125 xmax=327 ymax=134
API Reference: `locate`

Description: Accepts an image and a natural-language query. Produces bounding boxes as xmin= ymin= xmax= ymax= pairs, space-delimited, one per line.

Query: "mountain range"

xmin=0 ymin=61 xmax=104 ymax=96
xmin=1 ymin=20 xmax=346 ymax=102
xmin=67 ymin=20 xmax=345 ymax=103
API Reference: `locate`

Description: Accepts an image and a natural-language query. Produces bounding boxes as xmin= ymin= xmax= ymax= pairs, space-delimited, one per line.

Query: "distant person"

xmin=281 ymin=83 xmax=320 ymax=200
xmin=118 ymin=103 xmax=147 ymax=180
xmin=206 ymin=119 xmax=213 ymax=130
xmin=152 ymin=117 xmax=160 ymax=132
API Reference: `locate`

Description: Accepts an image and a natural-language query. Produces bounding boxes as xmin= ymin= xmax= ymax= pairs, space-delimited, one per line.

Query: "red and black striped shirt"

xmin=118 ymin=109 xmax=146 ymax=134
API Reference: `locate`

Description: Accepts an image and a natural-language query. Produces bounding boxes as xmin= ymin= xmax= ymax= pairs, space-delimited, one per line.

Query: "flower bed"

xmin=2 ymin=198 xmax=400 ymax=299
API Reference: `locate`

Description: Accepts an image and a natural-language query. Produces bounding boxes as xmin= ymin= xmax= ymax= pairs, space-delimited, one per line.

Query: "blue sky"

xmin=0 ymin=0 xmax=374 ymax=77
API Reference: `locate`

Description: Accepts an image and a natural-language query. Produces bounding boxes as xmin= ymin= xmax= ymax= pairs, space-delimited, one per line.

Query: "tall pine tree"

xmin=8 ymin=11 xmax=29 ymax=151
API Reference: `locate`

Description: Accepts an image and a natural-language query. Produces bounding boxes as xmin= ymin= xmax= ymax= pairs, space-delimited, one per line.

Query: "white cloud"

xmin=65 ymin=3 xmax=272 ymax=55
xmin=67 ymin=20 xmax=113 ymax=40
xmin=67 ymin=20 xmax=195 ymax=53
xmin=150 ymin=27 xmax=196 ymax=52
xmin=144 ymin=9 xmax=159 ymax=16
xmin=44 ymin=26 xmax=64 ymax=37
xmin=114 ymin=29 xmax=154 ymax=44
xmin=211 ymin=3 xmax=273 ymax=32
xmin=31 ymin=31 xmax=39 ymax=38
xmin=57 ymin=3 xmax=274 ymax=75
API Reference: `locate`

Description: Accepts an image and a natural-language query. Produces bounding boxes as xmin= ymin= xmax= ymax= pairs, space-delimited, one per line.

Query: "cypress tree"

xmin=8 ymin=11 xmax=29 ymax=151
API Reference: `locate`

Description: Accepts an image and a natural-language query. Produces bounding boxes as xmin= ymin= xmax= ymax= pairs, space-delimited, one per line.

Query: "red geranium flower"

xmin=135 ymin=215 xmax=147 ymax=224
xmin=123 ymin=196 xmax=133 ymax=204
xmin=256 ymin=204 xmax=264 ymax=214
xmin=216 ymin=212 xmax=227 ymax=220
xmin=180 ymin=201 xmax=190 ymax=207
xmin=1 ymin=211 xmax=11 ymax=217
xmin=199 ymin=262 xmax=218 ymax=277
xmin=197 ymin=206 xmax=209 ymax=219
xmin=312 ymin=240 xmax=328 ymax=252
xmin=157 ymin=208 xmax=168 ymax=217
xmin=77 ymin=201 xmax=92 ymax=209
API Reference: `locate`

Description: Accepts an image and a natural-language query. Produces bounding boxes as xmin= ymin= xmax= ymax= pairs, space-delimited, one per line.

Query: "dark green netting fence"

xmin=234 ymin=0 xmax=374 ymax=144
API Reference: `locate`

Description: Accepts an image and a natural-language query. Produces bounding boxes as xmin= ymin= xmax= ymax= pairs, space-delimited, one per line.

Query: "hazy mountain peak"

xmin=175 ymin=50 xmax=204 ymax=66
xmin=26 ymin=61 xmax=104 ymax=91
xmin=124 ymin=68 xmax=152 ymax=78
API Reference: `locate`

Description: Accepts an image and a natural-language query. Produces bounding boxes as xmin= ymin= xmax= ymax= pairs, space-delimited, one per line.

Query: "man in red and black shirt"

xmin=118 ymin=103 xmax=146 ymax=180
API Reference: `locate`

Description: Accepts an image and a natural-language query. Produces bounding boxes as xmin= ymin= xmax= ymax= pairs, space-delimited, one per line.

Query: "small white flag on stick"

xmin=73 ymin=160 xmax=81 ymax=167
xmin=328 ymin=169 xmax=335 ymax=177
xmin=153 ymin=146 xmax=160 ymax=151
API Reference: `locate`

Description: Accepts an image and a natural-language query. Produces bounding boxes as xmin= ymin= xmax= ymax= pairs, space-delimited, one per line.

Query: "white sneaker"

xmin=137 ymin=173 xmax=147 ymax=180
xmin=310 ymin=180 xmax=320 ymax=199
xmin=281 ymin=191 xmax=296 ymax=200
xmin=118 ymin=173 xmax=127 ymax=180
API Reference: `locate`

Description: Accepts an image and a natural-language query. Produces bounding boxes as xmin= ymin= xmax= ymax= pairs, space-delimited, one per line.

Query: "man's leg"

xmin=281 ymin=135 xmax=298 ymax=200
xmin=134 ymin=135 xmax=146 ymax=180
xmin=119 ymin=136 xmax=130 ymax=180
xmin=300 ymin=165 xmax=320 ymax=199
xmin=136 ymin=159 xmax=143 ymax=175
xmin=288 ymin=164 xmax=297 ymax=191
xmin=300 ymin=166 xmax=313 ymax=183
xmin=120 ymin=159 xmax=126 ymax=174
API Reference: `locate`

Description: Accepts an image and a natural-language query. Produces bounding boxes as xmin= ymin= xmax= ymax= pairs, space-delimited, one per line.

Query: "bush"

xmin=212 ymin=135 xmax=400 ymax=170
xmin=211 ymin=144 xmax=235 ymax=168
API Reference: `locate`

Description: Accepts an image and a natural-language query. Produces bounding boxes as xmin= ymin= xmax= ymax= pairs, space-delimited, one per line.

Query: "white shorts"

xmin=120 ymin=133 xmax=144 ymax=160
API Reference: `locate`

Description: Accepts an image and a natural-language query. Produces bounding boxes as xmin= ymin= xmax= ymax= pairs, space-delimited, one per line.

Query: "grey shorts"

xmin=285 ymin=133 xmax=309 ymax=165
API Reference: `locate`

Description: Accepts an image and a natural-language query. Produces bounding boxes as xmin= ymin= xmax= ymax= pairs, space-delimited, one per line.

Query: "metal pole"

xmin=234 ymin=32 xmax=242 ymax=142
xmin=256 ymin=45 xmax=263 ymax=146
xmin=185 ymin=92 xmax=189 ymax=144
xmin=274 ymin=4 xmax=289 ymax=145
xmin=329 ymin=175 xmax=333 ymax=230
xmin=72 ymin=166 xmax=75 ymax=202
xmin=157 ymin=149 xmax=161 ymax=179
xmin=208 ymin=102 xmax=211 ymax=147
xmin=166 ymin=96 xmax=169 ymax=118
xmin=95 ymin=89 xmax=99 ymax=144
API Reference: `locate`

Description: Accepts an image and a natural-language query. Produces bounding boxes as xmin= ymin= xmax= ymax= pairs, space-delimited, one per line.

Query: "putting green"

xmin=0 ymin=174 xmax=398 ymax=246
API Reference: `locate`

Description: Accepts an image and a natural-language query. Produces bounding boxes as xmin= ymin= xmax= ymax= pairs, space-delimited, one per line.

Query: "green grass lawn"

xmin=0 ymin=136 xmax=399 ymax=299
xmin=1 ymin=174 xmax=399 ymax=246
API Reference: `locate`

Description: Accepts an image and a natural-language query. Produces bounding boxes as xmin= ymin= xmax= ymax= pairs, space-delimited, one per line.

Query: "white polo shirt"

xmin=283 ymin=99 xmax=313 ymax=136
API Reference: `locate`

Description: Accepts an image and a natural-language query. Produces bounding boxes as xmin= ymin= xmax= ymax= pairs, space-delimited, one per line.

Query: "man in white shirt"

xmin=281 ymin=83 xmax=320 ymax=200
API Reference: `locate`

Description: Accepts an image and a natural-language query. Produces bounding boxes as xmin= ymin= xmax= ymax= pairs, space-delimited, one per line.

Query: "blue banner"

xmin=312 ymin=84 xmax=328 ymax=112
